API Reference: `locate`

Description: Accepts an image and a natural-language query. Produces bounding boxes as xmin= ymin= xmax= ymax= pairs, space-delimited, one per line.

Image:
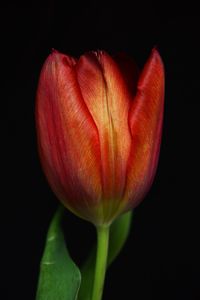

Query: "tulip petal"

xmin=76 ymin=51 xmax=132 ymax=221
xmin=124 ymin=49 xmax=165 ymax=208
xmin=36 ymin=51 xmax=102 ymax=223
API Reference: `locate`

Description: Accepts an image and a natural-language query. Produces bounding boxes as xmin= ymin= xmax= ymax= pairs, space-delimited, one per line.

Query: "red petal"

xmin=76 ymin=51 xmax=132 ymax=219
xmin=124 ymin=49 xmax=165 ymax=208
xmin=36 ymin=51 xmax=102 ymax=222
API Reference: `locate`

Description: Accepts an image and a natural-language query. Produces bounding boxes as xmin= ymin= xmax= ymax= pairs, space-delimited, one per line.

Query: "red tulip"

xmin=36 ymin=49 xmax=164 ymax=226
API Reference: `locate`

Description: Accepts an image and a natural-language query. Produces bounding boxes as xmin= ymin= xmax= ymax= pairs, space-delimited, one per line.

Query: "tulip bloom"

xmin=36 ymin=49 xmax=164 ymax=226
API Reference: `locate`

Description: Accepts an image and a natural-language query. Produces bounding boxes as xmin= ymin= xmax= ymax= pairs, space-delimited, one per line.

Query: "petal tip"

xmin=51 ymin=48 xmax=59 ymax=54
xmin=150 ymin=48 xmax=165 ymax=71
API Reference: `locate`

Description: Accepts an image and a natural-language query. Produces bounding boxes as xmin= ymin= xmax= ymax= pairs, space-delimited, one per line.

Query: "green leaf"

xmin=36 ymin=206 xmax=81 ymax=300
xmin=107 ymin=210 xmax=133 ymax=265
xmin=78 ymin=210 xmax=133 ymax=300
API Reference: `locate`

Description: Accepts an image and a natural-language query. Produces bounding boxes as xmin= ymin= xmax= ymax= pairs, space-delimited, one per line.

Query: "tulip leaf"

xmin=36 ymin=206 xmax=81 ymax=300
xmin=78 ymin=210 xmax=133 ymax=300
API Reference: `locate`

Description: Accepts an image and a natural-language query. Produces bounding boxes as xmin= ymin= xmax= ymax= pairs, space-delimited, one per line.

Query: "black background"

xmin=3 ymin=1 xmax=200 ymax=299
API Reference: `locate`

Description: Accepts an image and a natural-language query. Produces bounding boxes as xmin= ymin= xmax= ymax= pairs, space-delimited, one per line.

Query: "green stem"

xmin=91 ymin=225 xmax=110 ymax=300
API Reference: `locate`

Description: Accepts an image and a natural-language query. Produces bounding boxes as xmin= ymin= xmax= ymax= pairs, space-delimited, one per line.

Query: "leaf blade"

xmin=36 ymin=206 xmax=81 ymax=300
